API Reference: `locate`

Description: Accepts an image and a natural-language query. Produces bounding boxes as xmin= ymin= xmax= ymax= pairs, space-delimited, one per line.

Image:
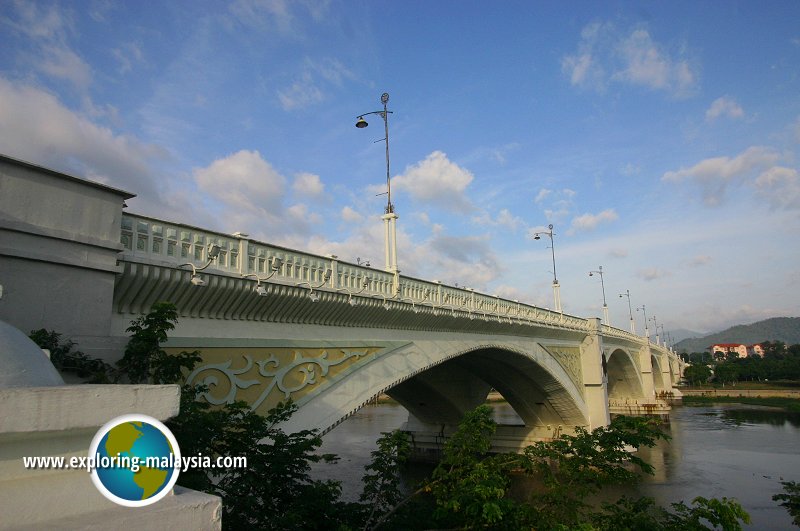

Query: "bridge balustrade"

xmin=118 ymin=212 xmax=599 ymax=332
xmin=117 ymin=213 xmax=688 ymax=367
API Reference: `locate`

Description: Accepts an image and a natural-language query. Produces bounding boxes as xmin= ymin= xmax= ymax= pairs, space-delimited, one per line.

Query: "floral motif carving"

xmin=544 ymin=345 xmax=583 ymax=396
xmin=185 ymin=348 xmax=373 ymax=413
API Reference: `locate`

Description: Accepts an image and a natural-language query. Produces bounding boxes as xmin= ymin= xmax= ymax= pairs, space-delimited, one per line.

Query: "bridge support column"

xmin=382 ymin=212 xmax=399 ymax=273
xmin=580 ymin=318 xmax=610 ymax=429
xmin=659 ymin=351 xmax=674 ymax=393
xmin=639 ymin=344 xmax=656 ymax=398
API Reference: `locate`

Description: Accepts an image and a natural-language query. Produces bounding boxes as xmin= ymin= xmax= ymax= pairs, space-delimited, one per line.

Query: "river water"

xmin=312 ymin=402 xmax=800 ymax=530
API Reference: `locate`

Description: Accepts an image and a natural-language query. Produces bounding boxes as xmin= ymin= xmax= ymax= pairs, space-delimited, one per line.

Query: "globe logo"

xmin=88 ymin=414 xmax=181 ymax=507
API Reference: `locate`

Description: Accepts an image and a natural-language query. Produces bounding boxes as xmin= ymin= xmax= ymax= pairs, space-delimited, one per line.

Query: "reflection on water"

xmin=721 ymin=407 xmax=800 ymax=428
xmin=313 ymin=402 xmax=800 ymax=530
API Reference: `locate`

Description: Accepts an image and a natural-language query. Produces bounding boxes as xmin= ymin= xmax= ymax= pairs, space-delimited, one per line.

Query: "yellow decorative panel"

xmin=544 ymin=345 xmax=583 ymax=396
xmin=165 ymin=347 xmax=380 ymax=415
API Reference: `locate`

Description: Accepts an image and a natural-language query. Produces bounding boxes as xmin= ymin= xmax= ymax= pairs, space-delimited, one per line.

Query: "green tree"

xmin=713 ymin=363 xmax=740 ymax=385
xmin=372 ymin=408 xmax=749 ymax=531
xmin=519 ymin=415 xmax=669 ymax=529
xmin=594 ymin=495 xmax=750 ymax=530
xmin=684 ymin=364 xmax=712 ymax=385
xmin=358 ymin=430 xmax=412 ymax=530
xmin=29 ymin=329 xmax=114 ymax=382
xmin=120 ymin=303 xmax=357 ymax=529
xmin=116 ymin=301 xmax=200 ymax=384
xmin=773 ymin=481 xmax=800 ymax=526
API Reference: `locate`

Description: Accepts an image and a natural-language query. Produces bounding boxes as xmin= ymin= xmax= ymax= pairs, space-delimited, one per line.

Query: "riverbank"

xmin=680 ymin=388 xmax=800 ymax=398
xmin=681 ymin=393 xmax=800 ymax=412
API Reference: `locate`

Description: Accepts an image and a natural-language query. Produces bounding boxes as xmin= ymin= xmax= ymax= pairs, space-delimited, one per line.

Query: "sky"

xmin=1 ymin=1 xmax=799 ymax=336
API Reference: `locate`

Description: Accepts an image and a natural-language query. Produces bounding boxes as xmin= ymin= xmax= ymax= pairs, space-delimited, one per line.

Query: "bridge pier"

xmin=580 ymin=318 xmax=611 ymax=430
xmin=402 ymin=418 xmax=574 ymax=461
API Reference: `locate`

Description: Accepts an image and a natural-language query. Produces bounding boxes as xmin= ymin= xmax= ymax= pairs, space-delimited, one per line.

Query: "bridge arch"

xmin=605 ymin=348 xmax=645 ymax=399
xmin=281 ymin=340 xmax=590 ymax=436
xmin=651 ymin=354 xmax=666 ymax=391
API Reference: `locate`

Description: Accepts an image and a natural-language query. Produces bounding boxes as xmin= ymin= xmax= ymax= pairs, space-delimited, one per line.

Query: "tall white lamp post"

xmin=637 ymin=304 xmax=649 ymax=341
xmin=356 ymin=93 xmax=398 ymax=277
xmin=619 ymin=290 xmax=635 ymax=334
xmin=589 ymin=265 xmax=609 ymax=325
xmin=533 ymin=224 xmax=561 ymax=314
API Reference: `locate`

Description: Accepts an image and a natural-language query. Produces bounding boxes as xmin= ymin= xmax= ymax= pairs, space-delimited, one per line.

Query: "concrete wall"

xmin=0 ymin=155 xmax=134 ymax=359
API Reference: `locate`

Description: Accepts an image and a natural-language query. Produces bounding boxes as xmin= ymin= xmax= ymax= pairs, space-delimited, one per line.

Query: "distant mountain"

xmin=668 ymin=328 xmax=705 ymax=343
xmin=674 ymin=317 xmax=800 ymax=353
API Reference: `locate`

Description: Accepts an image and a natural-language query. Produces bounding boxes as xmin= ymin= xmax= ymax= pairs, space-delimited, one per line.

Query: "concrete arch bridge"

xmin=113 ymin=213 xmax=682 ymax=451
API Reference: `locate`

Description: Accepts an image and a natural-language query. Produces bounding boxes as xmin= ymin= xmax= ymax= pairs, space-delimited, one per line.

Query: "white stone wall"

xmin=0 ymin=155 xmax=133 ymax=359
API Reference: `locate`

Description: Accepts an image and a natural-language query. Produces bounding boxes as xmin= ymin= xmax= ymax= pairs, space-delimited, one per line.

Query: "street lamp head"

xmin=589 ymin=272 xmax=594 ymax=277
xmin=534 ymin=234 xmax=541 ymax=240
xmin=355 ymin=116 xmax=368 ymax=128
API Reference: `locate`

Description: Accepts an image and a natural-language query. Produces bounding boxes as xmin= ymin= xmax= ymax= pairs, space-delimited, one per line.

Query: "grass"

xmin=682 ymin=395 xmax=800 ymax=412
xmin=682 ymin=380 xmax=800 ymax=390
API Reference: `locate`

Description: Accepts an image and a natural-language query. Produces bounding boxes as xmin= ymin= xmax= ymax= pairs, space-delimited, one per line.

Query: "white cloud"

xmin=112 ymin=42 xmax=144 ymax=75
xmin=563 ymin=23 xmax=697 ymax=97
xmin=608 ymin=248 xmax=628 ymax=258
xmin=534 ymin=188 xmax=551 ymax=203
xmin=561 ymin=22 xmax=608 ymax=91
xmin=5 ymin=1 xmax=72 ymax=41
xmin=5 ymin=2 xmax=92 ymax=93
xmin=754 ymin=166 xmax=800 ymax=211
xmin=277 ymin=72 xmax=324 ymax=110
xmin=293 ymin=172 xmax=324 ymax=197
xmin=689 ymin=255 xmax=713 ymax=267
xmin=0 ymin=77 xmax=166 ymax=201
xmin=472 ymin=208 xmax=525 ymax=231
xmin=537 ymin=188 xmax=576 ymax=223
xmin=306 ymin=57 xmax=354 ymax=86
xmin=569 ymin=209 xmax=618 ymax=234
xmin=276 ymin=57 xmax=355 ymax=111
xmin=392 ymin=151 xmax=475 ymax=213
xmin=38 ymin=45 xmax=92 ymax=91
xmin=621 ymin=163 xmax=641 ymax=176
xmin=705 ymin=96 xmax=744 ymax=121
xmin=194 ymin=150 xmax=286 ymax=214
xmin=229 ymin=0 xmax=294 ymax=32
xmin=341 ymin=205 xmax=363 ymax=223
xmin=637 ymin=267 xmax=670 ymax=281
xmin=613 ymin=29 xmax=696 ymax=96
xmin=662 ymin=146 xmax=781 ymax=205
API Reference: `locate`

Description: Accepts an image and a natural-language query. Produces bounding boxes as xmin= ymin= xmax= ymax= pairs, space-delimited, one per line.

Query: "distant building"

xmin=709 ymin=343 xmax=766 ymax=358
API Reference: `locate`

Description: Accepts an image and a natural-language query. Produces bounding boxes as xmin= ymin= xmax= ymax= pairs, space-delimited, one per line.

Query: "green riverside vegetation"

xmin=31 ymin=301 xmax=800 ymax=530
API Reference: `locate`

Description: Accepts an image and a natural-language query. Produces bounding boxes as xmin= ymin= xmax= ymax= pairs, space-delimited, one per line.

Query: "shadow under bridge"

xmin=281 ymin=341 xmax=591 ymax=455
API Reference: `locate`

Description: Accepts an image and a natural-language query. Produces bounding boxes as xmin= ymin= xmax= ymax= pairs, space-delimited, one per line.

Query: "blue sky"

xmin=2 ymin=1 xmax=799 ymax=335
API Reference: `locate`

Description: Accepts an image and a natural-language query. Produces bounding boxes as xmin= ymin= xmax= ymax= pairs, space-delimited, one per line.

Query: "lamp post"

xmin=533 ymin=224 xmax=561 ymax=314
xmin=619 ymin=289 xmax=635 ymax=334
xmin=356 ymin=92 xmax=398 ymax=277
xmin=589 ymin=265 xmax=609 ymax=325
xmin=650 ymin=315 xmax=660 ymax=345
xmin=637 ymin=304 xmax=649 ymax=341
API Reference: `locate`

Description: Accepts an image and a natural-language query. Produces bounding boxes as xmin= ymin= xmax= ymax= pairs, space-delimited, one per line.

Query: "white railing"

xmin=118 ymin=212 xmax=672 ymax=343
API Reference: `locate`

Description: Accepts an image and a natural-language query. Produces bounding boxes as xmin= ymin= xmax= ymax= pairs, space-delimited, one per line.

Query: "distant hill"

xmin=674 ymin=317 xmax=800 ymax=353
xmin=669 ymin=328 xmax=705 ymax=343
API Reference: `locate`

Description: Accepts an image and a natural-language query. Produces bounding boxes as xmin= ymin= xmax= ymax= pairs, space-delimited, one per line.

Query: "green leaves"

xmin=29 ymin=328 xmax=114 ymax=382
xmin=773 ymin=480 xmax=800 ymax=526
xmin=116 ymin=301 xmax=200 ymax=384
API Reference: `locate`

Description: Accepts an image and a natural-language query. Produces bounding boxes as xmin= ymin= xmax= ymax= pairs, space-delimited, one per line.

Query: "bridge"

xmin=116 ymin=213 xmax=681 ymax=449
xmin=0 ymin=155 xmax=683 ymax=452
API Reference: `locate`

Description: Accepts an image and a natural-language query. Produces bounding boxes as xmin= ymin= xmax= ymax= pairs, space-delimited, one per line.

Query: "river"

xmin=311 ymin=402 xmax=800 ymax=529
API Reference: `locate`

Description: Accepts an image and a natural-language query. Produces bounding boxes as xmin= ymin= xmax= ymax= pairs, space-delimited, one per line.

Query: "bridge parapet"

xmin=119 ymin=213 xmax=594 ymax=332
